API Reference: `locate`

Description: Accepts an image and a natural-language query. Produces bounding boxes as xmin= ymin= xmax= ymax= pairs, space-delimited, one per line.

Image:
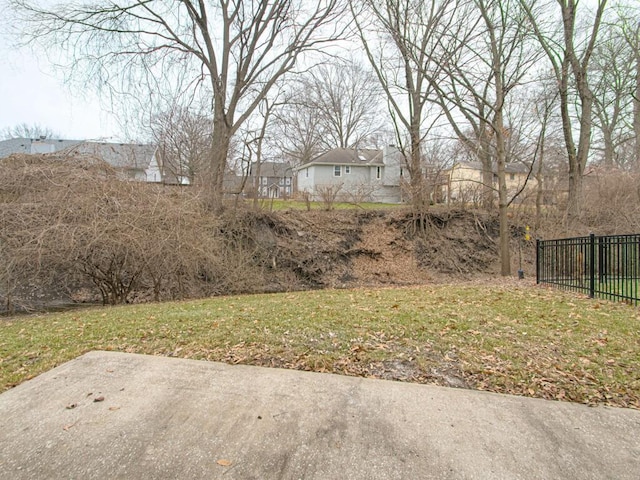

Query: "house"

xmin=62 ymin=142 xmax=162 ymax=183
xmin=248 ymin=161 xmax=294 ymax=199
xmin=295 ymin=146 xmax=406 ymax=203
xmin=0 ymin=136 xmax=83 ymax=157
xmin=0 ymin=137 xmax=162 ymax=183
xmin=441 ymin=161 xmax=535 ymax=204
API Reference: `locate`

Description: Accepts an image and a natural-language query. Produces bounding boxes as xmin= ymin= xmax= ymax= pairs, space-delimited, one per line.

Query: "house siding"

xmin=299 ymin=164 xmax=381 ymax=201
xmin=145 ymin=155 xmax=163 ymax=183
xmin=446 ymin=163 xmax=536 ymax=204
xmin=295 ymin=146 xmax=406 ymax=203
xmin=247 ymin=162 xmax=294 ymax=198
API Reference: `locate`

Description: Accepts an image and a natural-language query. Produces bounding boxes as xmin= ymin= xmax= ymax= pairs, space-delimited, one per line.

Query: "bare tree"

xmin=243 ymin=97 xmax=278 ymax=208
xmin=423 ymin=0 xmax=541 ymax=275
xmin=351 ymin=0 xmax=461 ymax=210
xmin=270 ymin=60 xmax=386 ymax=168
xmin=615 ymin=3 xmax=640 ymax=168
xmin=270 ymin=94 xmax=324 ymax=166
xmin=520 ymin=0 xmax=609 ymax=221
xmin=148 ymin=105 xmax=212 ymax=185
xmin=299 ymin=60 xmax=386 ymax=150
xmin=13 ymin=0 xmax=345 ymax=209
xmin=590 ymin=14 xmax=636 ymax=167
xmin=0 ymin=123 xmax=59 ymax=140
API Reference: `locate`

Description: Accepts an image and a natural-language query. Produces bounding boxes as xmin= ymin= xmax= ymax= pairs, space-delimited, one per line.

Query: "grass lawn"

xmin=548 ymin=278 xmax=639 ymax=304
xmin=254 ymin=198 xmax=404 ymax=211
xmin=1 ymin=283 xmax=639 ymax=409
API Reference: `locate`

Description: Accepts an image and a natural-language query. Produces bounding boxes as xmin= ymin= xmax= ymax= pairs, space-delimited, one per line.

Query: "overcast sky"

xmin=0 ymin=2 xmax=120 ymax=141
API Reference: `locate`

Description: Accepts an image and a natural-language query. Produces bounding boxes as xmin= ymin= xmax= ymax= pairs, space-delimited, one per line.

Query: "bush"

xmin=0 ymin=154 xmax=264 ymax=311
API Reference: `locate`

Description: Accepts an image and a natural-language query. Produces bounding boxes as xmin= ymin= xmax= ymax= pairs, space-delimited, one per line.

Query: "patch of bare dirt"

xmin=260 ymin=208 xmax=505 ymax=291
xmin=3 ymin=204 xmax=513 ymax=312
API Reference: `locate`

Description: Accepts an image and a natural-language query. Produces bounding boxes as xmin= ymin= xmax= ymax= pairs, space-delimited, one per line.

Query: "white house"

xmin=295 ymin=146 xmax=407 ymax=203
xmin=0 ymin=137 xmax=162 ymax=183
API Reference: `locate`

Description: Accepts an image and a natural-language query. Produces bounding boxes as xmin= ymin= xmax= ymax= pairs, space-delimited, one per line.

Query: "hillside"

xmin=0 ymin=154 xmax=545 ymax=312
xmin=259 ymin=208 xmax=509 ymax=289
xmin=3 ymin=205 xmax=536 ymax=313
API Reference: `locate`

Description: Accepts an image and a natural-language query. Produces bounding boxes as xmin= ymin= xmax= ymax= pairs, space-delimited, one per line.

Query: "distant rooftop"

xmin=0 ymin=137 xmax=157 ymax=171
xmin=300 ymin=148 xmax=384 ymax=168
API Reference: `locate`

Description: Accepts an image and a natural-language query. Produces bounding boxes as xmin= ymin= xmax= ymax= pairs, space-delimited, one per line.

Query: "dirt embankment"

xmin=4 ymin=206 xmax=526 ymax=313
xmin=249 ymin=208 xmax=508 ymax=290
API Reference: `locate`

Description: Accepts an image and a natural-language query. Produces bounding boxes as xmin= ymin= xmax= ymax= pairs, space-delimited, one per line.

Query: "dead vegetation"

xmin=5 ymin=155 xmax=638 ymax=313
xmin=0 ymin=155 xmax=268 ymax=311
xmin=0 ymin=155 xmax=511 ymax=312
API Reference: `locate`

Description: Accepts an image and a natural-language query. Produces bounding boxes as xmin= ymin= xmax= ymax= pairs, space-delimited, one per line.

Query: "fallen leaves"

xmin=2 ymin=283 xmax=639 ymax=410
xmin=63 ymin=421 xmax=78 ymax=431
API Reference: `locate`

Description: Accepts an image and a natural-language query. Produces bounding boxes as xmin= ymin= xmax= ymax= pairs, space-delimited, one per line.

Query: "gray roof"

xmin=61 ymin=142 xmax=157 ymax=170
xmin=0 ymin=137 xmax=83 ymax=158
xmin=299 ymin=148 xmax=384 ymax=168
xmin=250 ymin=161 xmax=293 ymax=177
xmin=0 ymin=138 xmax=157 ymax=171
xmin=452 ymin=161 xmax=531 ymax=175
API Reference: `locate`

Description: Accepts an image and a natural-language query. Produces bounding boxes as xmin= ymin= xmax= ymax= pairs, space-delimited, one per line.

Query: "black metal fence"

xmin=536 ymin=234 xmax=640 ymax=305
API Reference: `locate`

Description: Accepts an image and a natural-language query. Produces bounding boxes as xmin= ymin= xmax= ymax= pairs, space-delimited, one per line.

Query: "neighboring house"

xmin=63 ymin=142 xmax=162 ymax=183
xmin=0 ymin=137 xmax=83 ymax=157
xmin=248 ymin=161 xmax=294 ymax=199
xmin=442 ymin=161 xmax=535 ymax=204
xmin=295 ymin=146 xmax=407 ymax=203
xmin=223 ymin=173 xmax=245 ymax=195
xmin=0 ymin=137 xmax=162 ymax=183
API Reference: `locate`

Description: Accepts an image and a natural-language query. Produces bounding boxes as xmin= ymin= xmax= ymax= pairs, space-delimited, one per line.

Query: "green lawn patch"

xmin=255 ymin=199 xmax=403 ymax=211
xmin=1 ymin=283 xmax=639 ymax=409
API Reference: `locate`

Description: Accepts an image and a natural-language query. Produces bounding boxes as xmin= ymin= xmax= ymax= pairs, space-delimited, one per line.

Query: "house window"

xmin=261 ymin=177 xmax=268 ymax=185
xmin=305 ymin=168 xmax=309 ymax=178
xmin=334 ymin=165 xmax=342 ymax=177
xmin=345 ymin=165 xmax=351 ymax=174
xmin=286 ymin=178 xmax=291 ymax=185
xmin=376 ymin=166 xmax=381 ymax=179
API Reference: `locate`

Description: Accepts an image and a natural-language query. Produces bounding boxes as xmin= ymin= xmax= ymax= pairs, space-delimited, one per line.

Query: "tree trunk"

xmin=560 ymin=0 xmax=605 ymax=221
xmin=567 ymin=78 xmax=593 ymax=220
xmin=479 ymin=126 xmax=494 ymax=210
xmin=409 ymin=111 xmax=428 ymax=211
xmin=602 ymin=126 xmax=614 ymax=167
xmin=493 ymin=88 xmax=510 ymax=275
xmin=634 ymin=49 xmax=640 ymax=165
xmin=253 ymin=158 xmax=262 ymax=210
xmin=558 ymin=56 xmax=582 ymax=222
xmin=535 ymin=141 xmax=545 ymax=231
xmin=496 ymin=139 xmax=510 ymax=276
xmin=207 ymin=119 xmax=232 ymax=211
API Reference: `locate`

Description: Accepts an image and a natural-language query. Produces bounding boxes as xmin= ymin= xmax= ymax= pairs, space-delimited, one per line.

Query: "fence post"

xmin=536 ymin=238 xmax=541 ymax=284
xmin=589 ymin=233 xmax=596 ymax=298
